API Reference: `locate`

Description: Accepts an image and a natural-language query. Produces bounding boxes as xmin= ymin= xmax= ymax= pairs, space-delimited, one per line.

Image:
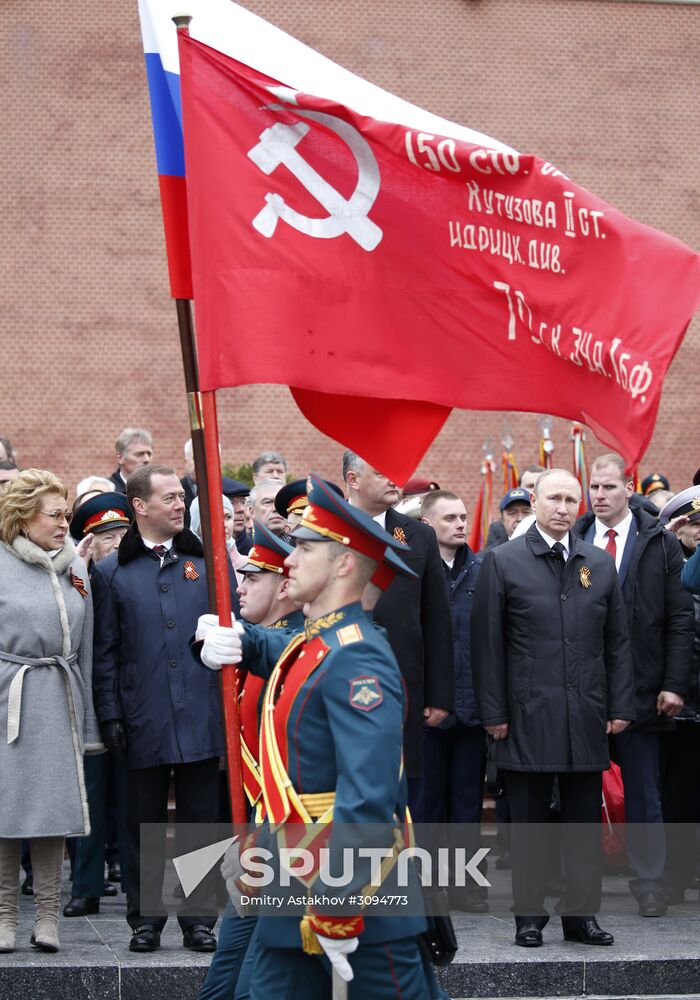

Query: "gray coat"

xmin=471 ymin=523 xmax=635 ymax=772
xmin=0 ymin=536 xmax=102 ymax=837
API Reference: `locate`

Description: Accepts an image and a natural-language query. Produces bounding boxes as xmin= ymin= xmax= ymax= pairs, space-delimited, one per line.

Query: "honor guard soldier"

xmin=199 ymin=522 xmax=304 ymax=1000
xmin=199 ymin=475 xmax=436 ymax=999
xmin=274 ymin=478 xmax=345 ymax=530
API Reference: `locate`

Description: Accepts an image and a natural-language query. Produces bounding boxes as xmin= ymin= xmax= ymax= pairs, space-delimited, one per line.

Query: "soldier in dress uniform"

xmin=200 ymin=523 xmax=304 ymax=1000
xmin=199 ymin=475 xmax=435 ymax=999
xmin=274 ymin=478 xmax=345 ymax=530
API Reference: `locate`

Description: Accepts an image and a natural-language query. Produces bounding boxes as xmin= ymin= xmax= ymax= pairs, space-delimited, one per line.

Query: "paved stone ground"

xmin=1 ymin=863 xmax=698 ymax=999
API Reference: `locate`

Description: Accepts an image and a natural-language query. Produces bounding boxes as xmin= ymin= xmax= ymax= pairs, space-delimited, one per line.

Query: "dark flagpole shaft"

xmin=200 ymin=389 xmax=247 ymax=826
xmin=173 ymin=15 xmax=247 ymax=827
xmin=175 ymin=297 xmax=216 ymax=606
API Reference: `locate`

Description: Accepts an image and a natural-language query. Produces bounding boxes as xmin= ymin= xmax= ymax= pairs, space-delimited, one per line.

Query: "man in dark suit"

xmin=472 ymin=468 xmax=635 ymax=947
xmin=92 ymin=464 xmax=239 ymax=954
xmin=342 ymin=452 xmax=453 ymax=810
xmin=573 ymin=452 xmax=693 ymax=916
xmin=107 ymin=428 xmax=153 ymax=494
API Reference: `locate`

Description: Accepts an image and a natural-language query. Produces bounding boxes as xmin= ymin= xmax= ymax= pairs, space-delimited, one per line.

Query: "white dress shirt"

xmin=592 ymin=510 xmax=634 ymax=572
xmin=372 ymin=510 xmax=388 ymax=530
xmin=535 ymin=525 xmax=570 ymax=559
xmin=142 ymin=536 xmax=174 ymax=564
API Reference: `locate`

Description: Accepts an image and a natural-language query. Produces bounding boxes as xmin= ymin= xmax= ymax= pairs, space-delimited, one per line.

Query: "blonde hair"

xmin=0 ymin=469 xmax=68 ymax=544
xmin=591 ymin=452 xmax=629 ymax=483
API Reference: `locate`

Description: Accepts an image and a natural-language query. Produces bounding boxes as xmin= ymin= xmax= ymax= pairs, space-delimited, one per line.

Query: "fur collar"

xmin=7 ymin=534 xmax=76 ymax=574
xmin=118 ymin=521 xmax=204 ymax=565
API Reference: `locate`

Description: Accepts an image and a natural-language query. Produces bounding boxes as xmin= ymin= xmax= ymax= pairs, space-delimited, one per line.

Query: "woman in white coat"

xmin=0 ymin=469 xmax=102 ymax=952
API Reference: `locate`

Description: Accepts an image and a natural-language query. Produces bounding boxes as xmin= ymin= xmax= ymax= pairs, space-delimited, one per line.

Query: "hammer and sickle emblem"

xmin=247 ymin=88 xmax=383 ymax=252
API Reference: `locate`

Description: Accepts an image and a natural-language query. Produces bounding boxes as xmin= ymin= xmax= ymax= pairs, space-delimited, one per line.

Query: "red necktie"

xmin=604 ymin=529 xmax=617 ymax=560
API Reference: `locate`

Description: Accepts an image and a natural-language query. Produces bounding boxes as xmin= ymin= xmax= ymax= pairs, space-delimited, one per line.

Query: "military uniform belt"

xmin=298 ymin=791 xmax=335 ymax=819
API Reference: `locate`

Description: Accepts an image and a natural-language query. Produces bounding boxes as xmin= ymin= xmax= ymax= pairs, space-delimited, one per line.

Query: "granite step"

xmin=1 ymin=864 xmax=698 ymax=999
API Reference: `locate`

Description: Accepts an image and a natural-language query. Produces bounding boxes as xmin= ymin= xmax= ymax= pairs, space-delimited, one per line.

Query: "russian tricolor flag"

xmin=137 ymin=0 xmax=509 ymax=302
xmin=138 ymin=0 xmax=192 ymax=297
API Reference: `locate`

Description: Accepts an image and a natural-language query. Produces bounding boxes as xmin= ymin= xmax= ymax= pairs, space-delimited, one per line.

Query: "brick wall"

xmin=2 ymin=0 xmax=698 ymax=516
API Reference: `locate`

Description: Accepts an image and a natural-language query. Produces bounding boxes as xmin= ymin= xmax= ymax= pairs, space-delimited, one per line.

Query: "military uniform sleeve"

xmin=471 ymin=549 xmax=509 ymax=726
xmin=681 ymin=546 xmax=700 ymax=594
xmin=420 ymin=528 xmax=454 ymax=710
xmin=660 ymin=533 xmax=694 ymax=696
xmin=90 ymin=562 xmax=123 ymax=724
xmin=321 ymin=643 xmax=404 ymax=826
xmin=240 ymin=623 xmax=298 ymax=680
xmin=602 ymin=566 xmax=636 ymax=720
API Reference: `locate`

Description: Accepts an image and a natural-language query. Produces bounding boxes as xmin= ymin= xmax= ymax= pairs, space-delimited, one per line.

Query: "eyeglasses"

xmin=39 ymin=509 xmax=72 ymax=525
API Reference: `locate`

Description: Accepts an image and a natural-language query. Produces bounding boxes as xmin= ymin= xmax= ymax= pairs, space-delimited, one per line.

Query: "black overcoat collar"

xmin=117 ymin=521 xmax=203 ymax=565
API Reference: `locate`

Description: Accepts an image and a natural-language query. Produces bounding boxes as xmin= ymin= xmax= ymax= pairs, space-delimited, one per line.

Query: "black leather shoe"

xmin=103 ymin=881 xmax=118 ymax=897
xmin=515 ymin=923 xmax=543 ymax=947
xmin=63 ymin=896 xmax=99 ymax=917
xmin=638 ymin=891 xmax=667 ymax=917
xmin=182 ymin=925 xmax=217 ymax=952
xmin=129 ymin=926 xmax=161 ymax=952
xmin=107 ymin=862 xmax=121 ymax=883
xmin=563 ymin=918 xmax=614 ymax=945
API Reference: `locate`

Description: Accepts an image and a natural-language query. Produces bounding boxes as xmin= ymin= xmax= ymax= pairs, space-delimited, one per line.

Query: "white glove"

xmin=220 ymin=841 xmax=251 ymax=918
xmin=195 ymin=612 xmax=237 ymax=643
xmin=317 ymin=934 xmax=358 ymax=982
xmin=200 ymin=623 xmax=244 ymax=670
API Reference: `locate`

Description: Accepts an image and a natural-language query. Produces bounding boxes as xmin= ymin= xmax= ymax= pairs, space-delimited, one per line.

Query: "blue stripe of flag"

xmin=144 ymin=52 xmax=185 ymax=177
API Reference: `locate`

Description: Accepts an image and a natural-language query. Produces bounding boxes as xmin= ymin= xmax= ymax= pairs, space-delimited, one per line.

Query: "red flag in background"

xmin=178 ymin=34 xmax=700 ymax=485
xmin=571 ymin=422 xmax=592 ymax=516
xmin=468 ymin=457 xmax=495 ymax=553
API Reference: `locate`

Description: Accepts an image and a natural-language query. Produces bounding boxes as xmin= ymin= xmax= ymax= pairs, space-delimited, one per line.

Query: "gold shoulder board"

xmin=337 ymin=623 xmax=363 ymax=646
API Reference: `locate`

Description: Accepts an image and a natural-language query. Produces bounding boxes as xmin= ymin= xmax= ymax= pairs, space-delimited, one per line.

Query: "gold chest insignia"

xmin=579 ymin=566 xmax=592 ymax=589
xmin=393 ymin=526 xmax=407 ymax=544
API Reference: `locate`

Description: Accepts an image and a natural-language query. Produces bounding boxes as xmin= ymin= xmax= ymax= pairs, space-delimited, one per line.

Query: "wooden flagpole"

xmin=173 ymin=15 xmax=247 ymax=827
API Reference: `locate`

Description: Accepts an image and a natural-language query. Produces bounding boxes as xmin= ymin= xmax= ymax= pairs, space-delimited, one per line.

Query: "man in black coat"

xmin=107 ymin=428 xmax=153 ymax=493
xmin=342 ymin=452 xmax=453 ymax=809
xmin=92 ymin=464 xmax=239 ymax=954
xmin=573 ymin=453 xmax=694 ymax=916
xmin=419 ymin=489 xmax=487 ymax=911
xmin=657 ymin=489 xmax=700 ymax=903
xmin=472 ymin=468 xmax=635 ymax=947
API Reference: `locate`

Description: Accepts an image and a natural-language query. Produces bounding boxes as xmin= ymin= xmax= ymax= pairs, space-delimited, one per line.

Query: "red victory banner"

xmin=178 ymin=33 xmax=700 ymax=485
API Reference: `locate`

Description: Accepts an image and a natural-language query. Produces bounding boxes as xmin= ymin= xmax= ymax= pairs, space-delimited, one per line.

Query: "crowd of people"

xmin=0 ymin=427 xmax=699 ymax=996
